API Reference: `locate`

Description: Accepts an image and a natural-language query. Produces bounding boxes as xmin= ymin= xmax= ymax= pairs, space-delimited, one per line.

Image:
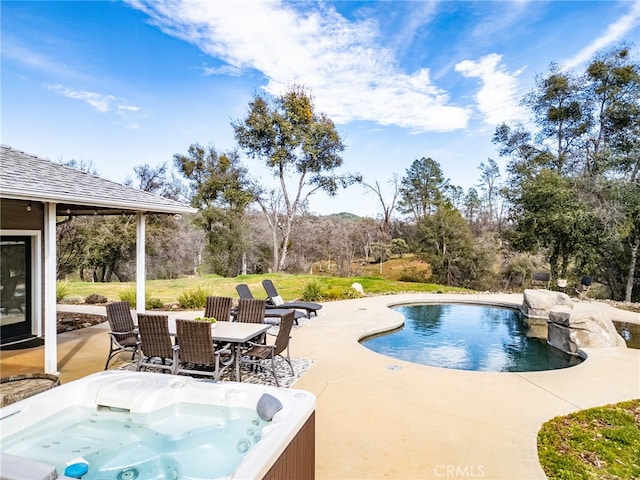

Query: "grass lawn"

xmin=59 ymin=272 xmax=469 ymax=307
xmin=538 ymin=399 xmax=640 ymax=479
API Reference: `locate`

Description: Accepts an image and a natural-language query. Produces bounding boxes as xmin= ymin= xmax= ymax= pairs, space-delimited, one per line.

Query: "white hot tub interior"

xmin=0 ymin=371 xmax=316 ymax=480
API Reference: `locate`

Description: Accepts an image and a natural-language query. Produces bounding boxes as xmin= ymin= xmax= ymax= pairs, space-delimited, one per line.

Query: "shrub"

xmin=323 ymin=285 xmax=362 ymax=300
xmin=340 ymin=286 xmax=362 ymax=299
xmin=56 ymin=282 xmax=69 ymax=302
xmin=118 ymin=288 xmax=137 ymax=307
xmin=398 ymin=265 xmax=432 ymax=283
xmin=301 ymin=279 xmax=326 ymax=302
xmin=146 ymin=297 xmax=164 ymax=309
xmin=85 ymin=293 xmax=108 ymax=304
xmin=177 ymin=286 xmax=210 ymax=309
xmin=118 ymin=288 xmax=165 ymax=309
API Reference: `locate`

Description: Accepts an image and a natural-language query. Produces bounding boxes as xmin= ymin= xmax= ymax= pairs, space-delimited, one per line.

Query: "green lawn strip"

xmin=538 ymin=399 xmax=640 ymax=480
xmin=59 ymin=273 xmax=469 ymax=306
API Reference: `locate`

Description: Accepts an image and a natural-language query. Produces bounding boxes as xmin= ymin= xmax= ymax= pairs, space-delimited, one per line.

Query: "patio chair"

xmin=261 ymin=279 xmax=322 ymax=318
xmin=575 ymin=276 xmax=593 ymax=301
xmin=241 ymin=310 xmax=296 ymax=387
xmin=175 ymin=319 xmax=231 ymax=380
xmin=136 ymin=314 xmax=178 ymax=374
xmin=104 ymin=301 xmax=138 ymax=370
xmin=531 ymin=271 xmax=551 ymax=289
xmin=235 ymin=284 xmax=305 ymax=325
xmin=235 ymin=298 xmax=266 ymax=324
xmin=204 ymin=296 xmax=233 ymax=322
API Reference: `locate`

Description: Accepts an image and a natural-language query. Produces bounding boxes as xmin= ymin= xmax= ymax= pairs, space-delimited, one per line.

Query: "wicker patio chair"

xmin=175 ymin=319 xmax=231 ymax=380
xmin=136 ymin=314 xmax=178 ymax=374
xmin=104 ymin=301 xmax=138 ymax=370
xmin=261 ymin=279 xmax=322 ymax=318
xmin=235 ymin=298 xmax=266 ymax=324
xmin=241 ymin=310 xmax=296 ymax=387
xmin=204 ymin=296 xmax=234 ymax=322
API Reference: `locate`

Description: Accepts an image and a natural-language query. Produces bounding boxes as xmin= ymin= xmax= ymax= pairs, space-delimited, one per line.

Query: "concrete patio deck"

xmin=1 ymin=293 xmax=639 ymax=479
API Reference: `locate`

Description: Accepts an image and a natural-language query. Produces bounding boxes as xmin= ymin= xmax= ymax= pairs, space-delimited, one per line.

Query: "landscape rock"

xmin=548 ymin=308 xmax=626 ymax=354
xmin=521 ymin=289 xmax=574 ymax=321
xmin=351 ymin=282 xmax=364 ymax=294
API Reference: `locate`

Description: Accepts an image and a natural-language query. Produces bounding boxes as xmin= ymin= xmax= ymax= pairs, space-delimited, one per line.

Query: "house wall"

xmin=1 ymin=199 xmax=44 ymax=341
xmin=0 ymin=199 xmax=44 ymax=230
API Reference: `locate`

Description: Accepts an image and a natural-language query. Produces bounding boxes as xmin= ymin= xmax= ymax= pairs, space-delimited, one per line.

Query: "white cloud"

xmin=563 ymin=0 xmax=640 ymax=69
xmin=201 ymin=63 xmax=243 ymax=77
xmin=47 ymin=85 xmax=142 ymax=130
xmin=126 ymin=0 xmax=470 ymax=132
xmin=48 ymin=84 xmax=117 ymax=112
xmin=454 ymin=54 xmax=526 ymax=126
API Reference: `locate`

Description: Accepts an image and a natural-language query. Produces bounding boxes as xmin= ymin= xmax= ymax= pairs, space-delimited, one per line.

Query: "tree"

xmin=362 ymin=175 xmax=400 ymax=236
xmin=398 ymin=157 xmax=449 ymax=222
xmin=174 ymin=144 xmax=256 ymax=277
xmin=415 ymin=203 xmax=476 ymax=287
xmin=523 ymin=64 xmax=587 ymax=174
xmin=476 ymin=158 xmax=502 ymax=227
xmin=128 ymin=163 xmax=183 ymax=201
xmin=504 ymin=170 xmax=598 ymax=279
xmin=495 ymin=44 xmax=640 ymax=299
xmin=463 ymin=188 xmax=482 ymax=226
xmin=233 ymin=84 xmax=360 ymax=272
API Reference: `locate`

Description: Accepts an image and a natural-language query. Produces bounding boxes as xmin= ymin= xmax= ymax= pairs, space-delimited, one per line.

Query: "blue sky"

xmin=3 ymin=0 xmax=640 ymax=217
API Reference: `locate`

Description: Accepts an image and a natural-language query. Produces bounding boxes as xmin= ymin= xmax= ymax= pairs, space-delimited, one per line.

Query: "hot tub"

xmin=0 ymin=371 xmax=316 ymax=480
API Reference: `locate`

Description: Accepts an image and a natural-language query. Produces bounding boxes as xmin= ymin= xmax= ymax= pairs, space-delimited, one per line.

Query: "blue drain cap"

xmin=64 ymin=462 xmax=89 ymax=478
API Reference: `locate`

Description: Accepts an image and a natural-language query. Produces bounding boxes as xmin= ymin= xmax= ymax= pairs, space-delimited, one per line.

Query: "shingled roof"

xmin=0 ymin=145 xmax=196 ymax=215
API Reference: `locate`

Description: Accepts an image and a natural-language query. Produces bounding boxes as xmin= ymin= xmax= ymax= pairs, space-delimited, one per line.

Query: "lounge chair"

xmin=175 ymin=319 xmax=231 ymax=380
xmin=261 ymin=279 xmax=322 ymax=318
xmin=575 ymin=276 xmax=593 ymax=301
xmin=204 ymin=296 xmax=234 ymax=322
xmin=241 ymin=310 xmax=296 ymax=387
xmin=104 ymin=301 xmax=138 ymax=370
xmin=136 ymin=313 xmax=178 ymax=374
xmin=235 ymin=284 xmax=305 ymax=324
xmin=531 ymin=271 xmax=551 ymax=289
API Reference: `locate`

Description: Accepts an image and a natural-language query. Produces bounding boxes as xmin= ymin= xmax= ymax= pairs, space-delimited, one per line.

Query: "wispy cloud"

xmin=48 ymin=84 xmax=117 ymax=112
xmin=455 ymin=54 xmax=526 ymax=126
xmin=126 ymin=0 xmax=470 ymax=132
xmin=563 ymin=0 xmax=640 ymax=69
xmin=48 ymin=84 xmax=142 ymax=129
xmin=2 ymin=37 xmax=82 ymax=80
xmin=201 ymin=63 xmax=244 ymax=77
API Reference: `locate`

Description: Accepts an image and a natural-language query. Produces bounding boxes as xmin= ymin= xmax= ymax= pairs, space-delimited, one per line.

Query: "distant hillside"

xmin=330 ymin=212 xmax=362 ymax=220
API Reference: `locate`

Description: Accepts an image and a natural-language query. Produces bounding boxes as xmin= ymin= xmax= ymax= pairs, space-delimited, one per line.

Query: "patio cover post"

xmin=44 ymin=202 xmax=58 ymax=374
xmin=136 ymin=212 xmax=146 ymax=315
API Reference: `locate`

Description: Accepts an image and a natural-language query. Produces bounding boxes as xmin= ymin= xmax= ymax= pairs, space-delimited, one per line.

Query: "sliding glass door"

xmin=1 ymin=236 xmax=32 ymax=343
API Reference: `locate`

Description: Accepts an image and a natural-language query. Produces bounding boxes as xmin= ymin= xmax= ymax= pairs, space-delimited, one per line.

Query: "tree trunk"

xmin=625 ymin=236 xmax=639 ymax=302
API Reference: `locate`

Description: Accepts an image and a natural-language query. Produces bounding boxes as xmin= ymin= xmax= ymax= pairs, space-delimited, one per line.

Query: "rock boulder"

xmin=521 ymin=289 xmax=574 ymax=325
xmin=548 ymin=308 xmax=626 ymax=354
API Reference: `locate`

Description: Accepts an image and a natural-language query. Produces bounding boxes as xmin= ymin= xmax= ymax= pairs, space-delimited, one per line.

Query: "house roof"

xmin=0 ymin=145 xmax=197 ymax=216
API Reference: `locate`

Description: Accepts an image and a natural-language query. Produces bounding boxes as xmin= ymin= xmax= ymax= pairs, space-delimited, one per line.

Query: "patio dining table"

xmin=167 ymin=319 xmax=271 ymax=381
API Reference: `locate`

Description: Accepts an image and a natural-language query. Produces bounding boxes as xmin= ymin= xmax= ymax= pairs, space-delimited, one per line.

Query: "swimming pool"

xmin=0 ymin=371 xmax=316 ymax=480
xmin=361 ymin=303 xmax=582 ymax=372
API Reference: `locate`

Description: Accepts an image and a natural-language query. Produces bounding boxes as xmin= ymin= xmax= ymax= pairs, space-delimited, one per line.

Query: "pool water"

xmin=1 ymin=403 xmax=267 ymax=480
xmin=615 ymin=321 xmax=640 ymax=349
xmin=361 ymin=304 xmax=582 ymax=372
